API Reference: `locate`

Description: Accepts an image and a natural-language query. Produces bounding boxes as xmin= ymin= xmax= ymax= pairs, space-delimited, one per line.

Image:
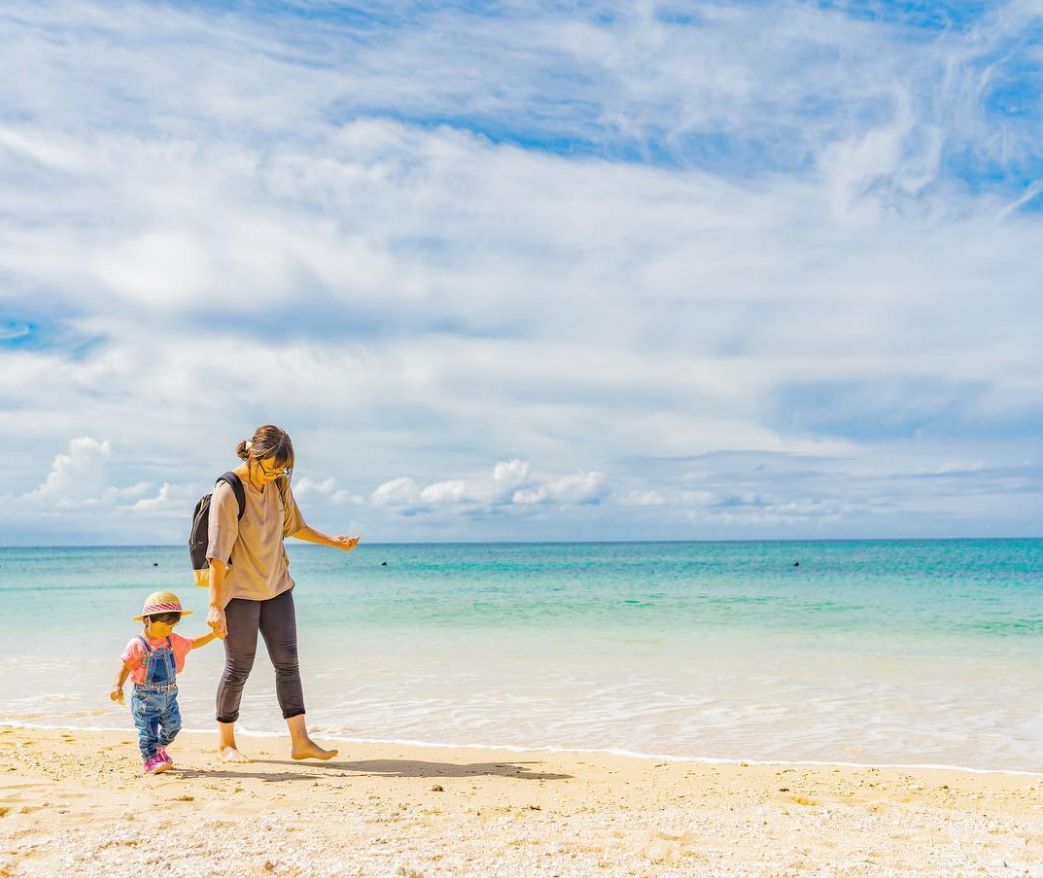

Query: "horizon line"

xmin=2 ymin=535 xmax=1042 ymax=550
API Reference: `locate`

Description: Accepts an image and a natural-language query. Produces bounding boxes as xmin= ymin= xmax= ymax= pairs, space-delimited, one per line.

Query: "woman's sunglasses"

xmin=256 ymin=459 xmax=291 ymax=478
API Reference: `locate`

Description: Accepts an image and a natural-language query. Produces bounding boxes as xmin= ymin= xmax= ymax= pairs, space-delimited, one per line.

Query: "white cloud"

xmin=293 ymin=477 xmax=361 ymax=503
xmin=93 ymin=232 xmax=213 ymax=308
xmin=370 ymin=477 xmax=422 ymax=508
xmin=419 ymin=480 xmax=467 ymax=505
xmin=537 ymin=471 xmax=609 ymax=506
xmin=371 ymin=462 xmax=533 ymax=511
xmin=493 ymin=459 xmax=530 ymax=487
xmin=25 ymin=437 xmax=111 ymax=508
xmin=292 ymin=475 xmax=366 ymax=507
xmin=919 ymin=461 xmax=987 ymax=476
xmin=11 ymin=438 xmax=204 ymax=535
xmin=132 ymin=482 xmax=171 ymax=512
xmin=509 ymin=487 xmax=546 ymax=505
xmin=293 ymin=477 xmax=336 ymax=498
xmin=621 ymin=489 xmax=666 ymax=507
xmin=370 ymin=461 xmax=608 ymax=514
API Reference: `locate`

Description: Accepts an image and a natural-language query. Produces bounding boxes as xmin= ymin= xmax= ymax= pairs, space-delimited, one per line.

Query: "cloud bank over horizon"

xmin=1 ymin=1 xmax=1042 ymax=544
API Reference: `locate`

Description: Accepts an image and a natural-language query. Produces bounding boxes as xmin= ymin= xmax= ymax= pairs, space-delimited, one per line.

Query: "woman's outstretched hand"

xmin=330 ymin=535 xmax=360 ymax=552
xmin=208 ymin=605 xmax=228 ymax=639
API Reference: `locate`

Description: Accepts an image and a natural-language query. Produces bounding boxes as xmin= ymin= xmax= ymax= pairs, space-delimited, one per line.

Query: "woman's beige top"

xmin=206 ymin=476 xmax=306 ymax=604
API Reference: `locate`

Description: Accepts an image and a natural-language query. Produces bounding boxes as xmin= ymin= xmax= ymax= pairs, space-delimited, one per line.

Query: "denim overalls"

xmin=130 ymin=635 xmax=182 ymax=760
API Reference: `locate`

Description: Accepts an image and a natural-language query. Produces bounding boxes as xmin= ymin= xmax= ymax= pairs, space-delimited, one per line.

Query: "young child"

xmin=110 ymin=590 xmax=217 ymax=774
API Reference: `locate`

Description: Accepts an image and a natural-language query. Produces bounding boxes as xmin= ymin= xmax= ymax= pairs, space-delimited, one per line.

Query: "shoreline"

xmin=2 ymin=726 xmax=1042 ymax=877
xmin=3 ymin=721 xmax=1040 ymax=779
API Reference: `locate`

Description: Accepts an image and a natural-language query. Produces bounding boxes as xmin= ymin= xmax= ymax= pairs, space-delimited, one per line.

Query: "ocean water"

xmin=1 ymin=540 xmax=1041 ymax=772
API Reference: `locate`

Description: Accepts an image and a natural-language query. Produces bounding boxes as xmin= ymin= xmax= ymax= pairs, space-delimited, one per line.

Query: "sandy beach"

xmin=1 ymin=727 xmax=1041 ymax=877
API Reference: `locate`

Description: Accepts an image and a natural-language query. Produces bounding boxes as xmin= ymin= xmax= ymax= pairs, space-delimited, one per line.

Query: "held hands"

xmin=330 ymin=535 xmax=360 ymax=552
xmin=208 ymin=605 xmax=228 ymax=639
xmin=109 ymin=687 xmax=124 ymax=705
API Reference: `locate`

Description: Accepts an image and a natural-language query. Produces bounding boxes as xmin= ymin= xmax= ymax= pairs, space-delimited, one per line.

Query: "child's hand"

xmin=109 ymin=687 xmax=125 ymax=705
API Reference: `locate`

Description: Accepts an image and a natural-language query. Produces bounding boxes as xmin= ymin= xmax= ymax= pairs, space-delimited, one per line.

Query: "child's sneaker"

xmin=156 ymin=746 xmax=173 ymax=766
xmin=144 ymin=754 xmax=170 ymax=774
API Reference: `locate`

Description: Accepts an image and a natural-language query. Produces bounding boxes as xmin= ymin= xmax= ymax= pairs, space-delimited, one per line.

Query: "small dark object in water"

xmin=381 ymin=561 xmax=388 ymax=566
xmin=793 ymin=561 xmax=800 ymax=567
xmin=153 ymin=562 xmax=159 ymax=567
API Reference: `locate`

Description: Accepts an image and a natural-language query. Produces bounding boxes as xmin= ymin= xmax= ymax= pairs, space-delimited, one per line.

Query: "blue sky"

xmin=1 ymin=0 xmax=1042 ymax=545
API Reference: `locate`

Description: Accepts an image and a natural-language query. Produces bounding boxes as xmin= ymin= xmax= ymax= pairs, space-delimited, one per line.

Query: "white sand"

xmin=2 ymin=726 xmax=1043 ymax=877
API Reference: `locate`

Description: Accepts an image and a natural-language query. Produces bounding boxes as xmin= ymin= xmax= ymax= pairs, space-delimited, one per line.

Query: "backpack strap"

xmin=217 ymin=471 xmax=247 ymax=521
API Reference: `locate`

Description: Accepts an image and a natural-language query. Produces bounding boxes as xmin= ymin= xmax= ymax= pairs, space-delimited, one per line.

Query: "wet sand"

xmin=1 ymin=726 xmax=1042 ymax=877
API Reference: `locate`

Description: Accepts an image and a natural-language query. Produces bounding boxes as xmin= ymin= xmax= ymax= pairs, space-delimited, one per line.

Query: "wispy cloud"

xmin=0 ymin=321 xmax=31 ymax=342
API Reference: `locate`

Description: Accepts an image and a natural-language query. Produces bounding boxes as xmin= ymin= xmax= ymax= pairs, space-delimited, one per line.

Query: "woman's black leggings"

xmin=216 ymin=588 xmax=305 ymax=723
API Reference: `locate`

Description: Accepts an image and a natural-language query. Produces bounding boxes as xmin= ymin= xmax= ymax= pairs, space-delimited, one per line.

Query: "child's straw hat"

xmin=132 ymin=590 xmax=193 ymax=621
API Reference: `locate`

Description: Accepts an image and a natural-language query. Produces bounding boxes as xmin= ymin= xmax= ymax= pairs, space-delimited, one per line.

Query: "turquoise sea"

xmin=1 ymin=540 xmax=1041 ymax=772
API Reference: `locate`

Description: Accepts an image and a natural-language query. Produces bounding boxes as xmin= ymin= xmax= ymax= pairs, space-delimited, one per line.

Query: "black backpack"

xmin=189 ymin=471 xmax=246 ymax=588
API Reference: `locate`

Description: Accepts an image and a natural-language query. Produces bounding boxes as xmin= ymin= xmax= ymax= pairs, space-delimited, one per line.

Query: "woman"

xmin=206 ymin=424 xmax=358 ymax=762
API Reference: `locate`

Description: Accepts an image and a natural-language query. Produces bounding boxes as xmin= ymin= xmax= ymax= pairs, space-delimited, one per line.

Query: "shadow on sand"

xmin=174 ymin=759 xmax=571 ymax=783
xmin=172 ymin=767 xmax=322 ymax=783
xmin=267 ymin=757 xmax=571 ymax=781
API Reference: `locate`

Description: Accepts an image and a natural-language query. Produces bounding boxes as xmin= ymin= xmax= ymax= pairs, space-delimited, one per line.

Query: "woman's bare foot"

xmin=286 ymin=714 xmax=337 ymax=760
xmin=219 ymin=745 xmax=253 ymax=763
xmin=217 ymin=721 xmax=251 ymax=763
xmin=291 ymin=738 xmax=338 ymax=760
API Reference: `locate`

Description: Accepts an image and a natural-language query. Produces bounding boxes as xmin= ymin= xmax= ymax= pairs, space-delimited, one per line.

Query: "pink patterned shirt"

xmin=120 ymin=633 xmax=194 ymax=685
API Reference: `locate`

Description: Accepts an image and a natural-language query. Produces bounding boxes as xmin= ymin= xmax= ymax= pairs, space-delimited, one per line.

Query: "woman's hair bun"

xmin=236 ymin=426 xmax=293 ymax=469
